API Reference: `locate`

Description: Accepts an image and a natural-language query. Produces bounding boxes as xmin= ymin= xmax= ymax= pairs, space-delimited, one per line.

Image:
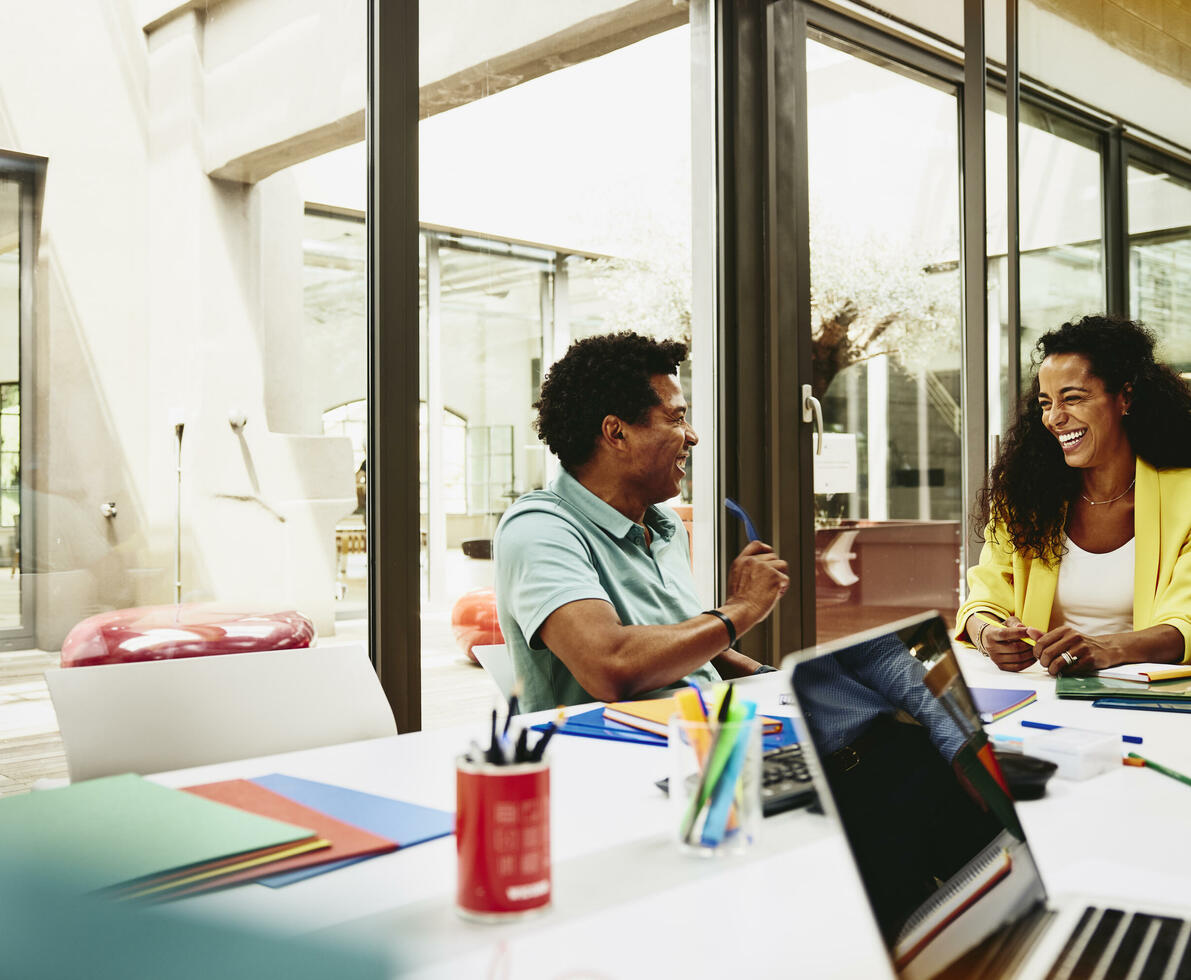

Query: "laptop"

xmin=786 ymin=611 xmax=1191 ymax=980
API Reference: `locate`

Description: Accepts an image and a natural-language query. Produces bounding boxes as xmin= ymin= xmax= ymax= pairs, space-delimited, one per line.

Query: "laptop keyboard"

xmin=760 ymin=743 xmax=816 ymax=816
xmin=1046 ymin=907 xmax=1191 ymax=980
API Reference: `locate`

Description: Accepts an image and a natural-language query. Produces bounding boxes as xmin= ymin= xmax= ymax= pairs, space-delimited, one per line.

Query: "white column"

xmin=426 ymin=235 xmax=446 ymax=601
xmin=917 ymin=369 xmax=931 ymax=520
xmin=867 ymin=355 xmax=888 ymax=521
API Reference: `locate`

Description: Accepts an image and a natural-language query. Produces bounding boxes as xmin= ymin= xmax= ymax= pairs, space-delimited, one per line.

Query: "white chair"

xmin=45 ymin=643 xmax=396 ymax=783
xmin=472 ymin=643 xmax=515 ymax=700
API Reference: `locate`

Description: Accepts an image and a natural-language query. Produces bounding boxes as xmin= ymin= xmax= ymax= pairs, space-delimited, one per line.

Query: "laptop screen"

xmin=789 ymin=613 xmax=1048 ymax=980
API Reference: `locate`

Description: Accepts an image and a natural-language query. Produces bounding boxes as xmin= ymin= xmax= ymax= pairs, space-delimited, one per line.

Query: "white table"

xmin=149 ymin=654 xmax=1191 ymax=978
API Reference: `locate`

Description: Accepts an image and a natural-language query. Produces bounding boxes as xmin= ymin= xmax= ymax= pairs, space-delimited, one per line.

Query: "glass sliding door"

xmin=804 ymin=36 xmax=965 ymax=642
xmin=0 ymin=170 xmax=32 ymax=645
xmin=419 ymin=8 xmax=706 ymax=727
xmin=1128 ymin=159 xmax=1191 ymax=373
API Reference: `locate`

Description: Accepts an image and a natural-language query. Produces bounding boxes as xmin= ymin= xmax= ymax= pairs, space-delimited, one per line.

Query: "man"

xmin=494 ymin=331 xmax=789 ymax=712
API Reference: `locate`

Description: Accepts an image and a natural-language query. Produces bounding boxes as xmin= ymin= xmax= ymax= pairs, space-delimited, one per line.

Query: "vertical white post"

xmin=867 ymin=355 xmax=888 ymax=521
xmin=426 ymin=235 xmax=446 ymax=601
xmin=917 ymin=369 xmax=931 ymax=520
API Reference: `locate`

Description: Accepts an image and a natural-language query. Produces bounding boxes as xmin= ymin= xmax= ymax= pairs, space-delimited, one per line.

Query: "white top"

xmin=1052 ymin=535 xmax=1134 ymax=635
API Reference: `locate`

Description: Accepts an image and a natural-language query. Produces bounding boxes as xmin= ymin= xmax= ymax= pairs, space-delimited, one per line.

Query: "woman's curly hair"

xmin=535 ymin=331 xmax=687 ymax=469
xmin=974 ymin=315 xmax=1191 ymax=562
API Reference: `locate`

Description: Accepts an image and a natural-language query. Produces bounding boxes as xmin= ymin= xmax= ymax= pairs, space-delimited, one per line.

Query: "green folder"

xmin=1056 ymin=674 xmax=1191 ymax=701
xmin=0 ymin=773 xmax=315 ymax=894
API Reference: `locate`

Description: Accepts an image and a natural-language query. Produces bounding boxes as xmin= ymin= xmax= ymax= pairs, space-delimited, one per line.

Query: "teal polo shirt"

xmin=493 ymin=468 xmax=720 ymax=713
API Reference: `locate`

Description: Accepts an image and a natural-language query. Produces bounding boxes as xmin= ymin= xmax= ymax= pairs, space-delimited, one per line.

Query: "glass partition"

xmin=418 ymin=13 xmax=702 ymax=725
xmin=0 ymin=177 xmax=22 ymax=636
xmin=1129 ymin=161 xmax=1191 ymax=373
xmin=805 ymin=36 xmax=964 ymax=642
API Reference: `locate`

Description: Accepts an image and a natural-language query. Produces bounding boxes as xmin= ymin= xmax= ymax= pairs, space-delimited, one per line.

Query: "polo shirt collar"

xmin=553 ymin=468 xmax=678 ymax=543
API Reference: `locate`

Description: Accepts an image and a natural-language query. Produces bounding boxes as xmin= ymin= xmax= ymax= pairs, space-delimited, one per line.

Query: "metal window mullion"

xmin=368 ymin=0 xmax=420 ymax=733
xmin=960 ymin=0 xmax=990 ymax=579
xmin=690 ymin=0 xmax=720 ymax=606
xmin=1006 ymin=0 xmax=1021 ymax=399
xmin=768 ymin=0 xmax=812 ymax=652
xmin=1105 ymin=127 xmax=1128 ymax=317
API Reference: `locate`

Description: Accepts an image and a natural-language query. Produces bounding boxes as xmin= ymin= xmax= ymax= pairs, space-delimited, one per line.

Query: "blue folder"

xmin=1092 ymin=697 xmax=1191 ymax=714
xmin=249 ymin=774 xmax=454 ymax=887
xmin=535 ymin=706 xmax=798 ymax=751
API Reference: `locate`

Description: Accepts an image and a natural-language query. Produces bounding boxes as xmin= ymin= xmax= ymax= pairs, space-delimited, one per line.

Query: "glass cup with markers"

xmin=669 ymin=703 xmax=762 ymax=856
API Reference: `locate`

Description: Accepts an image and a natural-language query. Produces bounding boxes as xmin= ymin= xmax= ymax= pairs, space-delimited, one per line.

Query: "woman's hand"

xmin=966 ymin=615 xmax=1042 ymax=673
xmin=1032 ymin=626 xmax=1117 ymax=676
xmin=1033 ymin=624 xmax=1183 ymax=676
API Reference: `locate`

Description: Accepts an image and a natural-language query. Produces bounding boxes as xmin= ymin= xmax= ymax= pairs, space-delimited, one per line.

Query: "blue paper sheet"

xmin=249 ymin=774 xmax=454 ymax=887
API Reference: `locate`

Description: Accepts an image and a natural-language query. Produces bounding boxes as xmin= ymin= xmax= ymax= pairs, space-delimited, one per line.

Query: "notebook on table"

xmin=787 ymin=611 xmax=1191 ymax=980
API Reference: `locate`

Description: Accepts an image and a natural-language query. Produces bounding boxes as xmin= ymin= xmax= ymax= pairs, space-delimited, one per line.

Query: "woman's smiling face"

xmin=1037 ymin=352 xmax=1132 ymax=469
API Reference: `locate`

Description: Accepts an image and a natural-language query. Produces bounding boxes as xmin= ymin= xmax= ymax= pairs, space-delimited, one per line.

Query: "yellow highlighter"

xmin=974 ymin=612 xmax=1036 ymax=647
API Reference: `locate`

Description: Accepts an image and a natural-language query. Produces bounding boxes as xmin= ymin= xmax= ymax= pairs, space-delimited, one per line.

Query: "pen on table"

xmin=973 ymin=612 xmax=1036 ymax=647
xmin=1126 ymin=752 xmax=1191 ymax=789
xmin=724 ymin=498 xmax=760 ymax=543
xmin=1021 ymin=720 xmax=1143 ymax=744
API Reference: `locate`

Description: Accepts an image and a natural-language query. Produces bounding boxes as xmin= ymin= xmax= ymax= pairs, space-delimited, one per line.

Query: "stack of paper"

xmin=1093 ymin=663 xmax=1191 ymax=683
xmin=0 ymin=774 xmax=324 ymax=898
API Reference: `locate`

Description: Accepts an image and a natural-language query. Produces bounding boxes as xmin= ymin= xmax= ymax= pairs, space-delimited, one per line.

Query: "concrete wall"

xmin=0 ymin=2 xmax=354 ymax=647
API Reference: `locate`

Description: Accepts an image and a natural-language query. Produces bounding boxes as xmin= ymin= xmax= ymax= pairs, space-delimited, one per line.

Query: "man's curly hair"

xmin=973 ymin=315 xmax=1191 ymax=562
xmin=535 ymin=331 xmax=688 ymax=469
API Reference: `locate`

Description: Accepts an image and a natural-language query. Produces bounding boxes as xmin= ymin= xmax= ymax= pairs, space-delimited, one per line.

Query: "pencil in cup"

xmin=669 ymin=706 xmax=762 ymax=854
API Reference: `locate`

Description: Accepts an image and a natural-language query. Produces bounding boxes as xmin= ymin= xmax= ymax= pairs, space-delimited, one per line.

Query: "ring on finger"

xmin=1060 ymin=650 xmax=1077 ymax=668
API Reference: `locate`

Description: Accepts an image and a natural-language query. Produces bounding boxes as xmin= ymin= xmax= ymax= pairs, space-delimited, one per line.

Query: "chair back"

xmin=45 ymin=644 xmax=396 ymax=782
xmin=471 ymin=643 xmax=515 ymax=700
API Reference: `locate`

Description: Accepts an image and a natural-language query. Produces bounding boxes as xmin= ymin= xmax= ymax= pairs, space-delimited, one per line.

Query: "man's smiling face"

xmin=622 ymin=373 xmax=698 ymax=505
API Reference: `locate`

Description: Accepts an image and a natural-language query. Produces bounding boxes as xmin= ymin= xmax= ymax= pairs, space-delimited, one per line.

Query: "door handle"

xmin=801 ymin=384 xmax=824 ymax=456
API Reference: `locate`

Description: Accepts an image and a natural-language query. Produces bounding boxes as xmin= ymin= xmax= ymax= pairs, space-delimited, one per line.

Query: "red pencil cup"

xmin=455 ymin=756 xmax=551 ymax=921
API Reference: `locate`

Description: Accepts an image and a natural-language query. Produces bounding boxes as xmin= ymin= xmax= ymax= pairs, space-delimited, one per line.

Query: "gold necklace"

xmin=1081 ymin=477 xmax=1135 ymax=506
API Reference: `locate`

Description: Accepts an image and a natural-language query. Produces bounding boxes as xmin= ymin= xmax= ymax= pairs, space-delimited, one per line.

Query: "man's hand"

xmin=722 ymin=540 xmax=789 ymax=634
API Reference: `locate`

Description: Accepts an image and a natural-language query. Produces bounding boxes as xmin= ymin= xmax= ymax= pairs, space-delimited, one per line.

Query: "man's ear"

xmin=1121 ymin=382 xmax=1133 ymax=414
xmin=601 ymin=414 xmax=628 ymax=449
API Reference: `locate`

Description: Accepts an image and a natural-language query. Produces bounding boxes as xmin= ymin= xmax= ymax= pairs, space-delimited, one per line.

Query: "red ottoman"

xmin=60 ymin=603 xmax=316 ymax=667
xmin=450 ymin=588 xmax=504 ymax=663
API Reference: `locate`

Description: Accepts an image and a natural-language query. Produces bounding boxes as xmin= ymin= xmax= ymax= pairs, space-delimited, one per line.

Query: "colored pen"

xmin=1126 ymin=752 xmax=1191 ymax=789
xmin=1020 ymin=720 xmax=1142 ymax=744
xmin=725 ymin=498 xmax=760 ymax=543
xmin=529 ymin=724 xmax=556 ymax=762
xmin=974 ymin=612 xmax=1036 ymax=647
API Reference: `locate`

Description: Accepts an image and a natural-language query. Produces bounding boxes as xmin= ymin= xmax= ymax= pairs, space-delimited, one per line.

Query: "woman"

xmin=956 ymin=315 xmax=1191 ymax=675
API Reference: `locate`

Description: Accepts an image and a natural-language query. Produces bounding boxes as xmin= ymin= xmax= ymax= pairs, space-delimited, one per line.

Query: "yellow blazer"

xmin=955 ymin=458 xmax=1191 ymax=662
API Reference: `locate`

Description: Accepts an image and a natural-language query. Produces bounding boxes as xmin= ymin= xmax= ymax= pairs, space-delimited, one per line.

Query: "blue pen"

xmin=1020 ymin=719 xmax=1142 ymax=744
xmin=724 ymin=498 xmax=759 ymax=542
